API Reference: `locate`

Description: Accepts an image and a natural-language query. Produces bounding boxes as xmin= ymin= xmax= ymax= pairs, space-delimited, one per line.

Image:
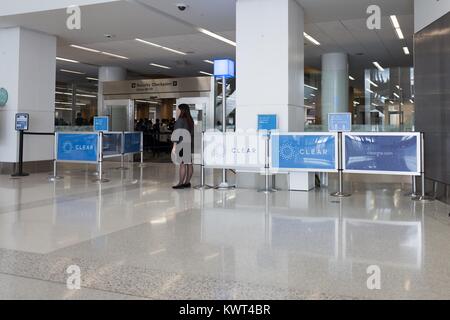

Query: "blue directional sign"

xmin=93 ymin=116 xmax=109 ymax=132
xmin=344 ymin=134 xmax=420 ymax=175
xmin=123 ymin=132 xmax=141 ymax=154
xmin=15 ymin=113 xmax=29 ymax=131
xmin=57 ymin=133 xmax=99 ymax=162
xmin=272 ymin=134 xmax=338 ymax=171
xmin=328 ymin=113 xmax=352 ymax=132
xmin=258 ymin=114 xmax=278 ymax=131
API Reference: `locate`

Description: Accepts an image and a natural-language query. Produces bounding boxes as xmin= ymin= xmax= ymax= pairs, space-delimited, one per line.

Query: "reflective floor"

xmin=0 ymin=163 xmax=449 ymax=300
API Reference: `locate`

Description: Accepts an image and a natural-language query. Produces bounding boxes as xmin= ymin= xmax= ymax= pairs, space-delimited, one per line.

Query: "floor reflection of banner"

xmin=271 ymin=133 xmax=338 ymax=172
xmin=343 ymin=133 xmax=421 ymax=175
xmin=203 ymin=132 xmax=265 ymax=170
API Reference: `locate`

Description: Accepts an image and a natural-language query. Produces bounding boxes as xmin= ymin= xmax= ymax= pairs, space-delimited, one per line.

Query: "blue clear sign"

xmin=214 ymin=59 xmax=235 ymax=78
xmin=272 ymin=134 xmax=337 ymax=171
xmin=328 ymin=113 xmax=352 ymax=132
xmin=94 ymin=116 xmax=109 ymax=132
xmin=258 ymin=114 xmax=277 ymax=131
xmin=344 ymin=134 xmax=420 ymax=174
xmin=57 ymin=133 xmax=99 ymax=162
xmin=123 ymin=132 xmax=141 ymax=154
xmin=15 ymin=113 xmax=29 ymax=131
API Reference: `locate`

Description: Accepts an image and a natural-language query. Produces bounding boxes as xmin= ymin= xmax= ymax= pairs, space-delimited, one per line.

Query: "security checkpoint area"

xmin=2 ymin=0 xmax=450 ymax=306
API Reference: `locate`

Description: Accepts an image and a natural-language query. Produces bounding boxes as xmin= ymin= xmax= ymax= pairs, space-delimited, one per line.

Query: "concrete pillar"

xmin=98 ymin=66 xmax=127 ymax=115
xmin=0 ymin=27 xmax=56 ymax=173
xmin=321 ymin=53 xmax=349 ymax=127
xmin=236 ymin=0 xmax=313 ymax=191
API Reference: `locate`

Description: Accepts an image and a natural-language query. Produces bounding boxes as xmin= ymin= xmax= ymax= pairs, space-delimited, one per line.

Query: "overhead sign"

xmin=343 ymin=133 xmax=421 ymax=175
xmin=258 ymin=114 xmax=278 ymax=131
xmin=0 ymin=88 xmax=8 ymax=107
xmin=203 ymin=132 xmax=265 ymax=170
xmin=93 ymin=116 xmax=109 ymax=132
xmin=123 ymin=132 xmax=142 ymax=154
xmin=328 ymin=113 xmax=352 ymax=132
xmin=271 ymin=133 xmax=338 ymax=172
xmin=214 ymin=59 xmax=235 ymax=78
xmin=15 ymin=113 xmax=29 ymax=131
xmin=56 ymin=133 xmax=99 ymax=163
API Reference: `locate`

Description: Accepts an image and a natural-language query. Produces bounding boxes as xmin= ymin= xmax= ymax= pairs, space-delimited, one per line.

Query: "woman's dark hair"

xmin=177 ymin=104 xmax=194 ymax=131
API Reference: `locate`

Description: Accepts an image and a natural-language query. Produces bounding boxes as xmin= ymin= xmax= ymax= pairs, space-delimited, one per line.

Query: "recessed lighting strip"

xmin=304 ymin=32 xmax=321 ymax=46
xmin=373 ymin=62 xmax=384 ymax=72
xmin=197 ymin=28 xmax=236 ymax=47
xmin=135 ymin=38 xmax=187 ymax=55
xmin=199 ymin=71 xmax=213 ymax=76
xmin=56 ymin=57 xmax=79 ymax=63
xmin=60 ymin=69 xmax=85 ymax=75
xmin=390 ymin=15 xmax=404 ymax=40
xmin=150 ymin=63 xmax=171 ymax=70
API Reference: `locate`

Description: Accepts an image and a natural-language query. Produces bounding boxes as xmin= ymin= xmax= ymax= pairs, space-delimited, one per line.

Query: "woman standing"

xmin=172 ymin=104 xmax=195 ymax=189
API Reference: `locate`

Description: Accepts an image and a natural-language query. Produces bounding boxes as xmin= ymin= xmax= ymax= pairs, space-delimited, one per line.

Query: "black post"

xmin=11 ymin=130 xmax=29 ymax=177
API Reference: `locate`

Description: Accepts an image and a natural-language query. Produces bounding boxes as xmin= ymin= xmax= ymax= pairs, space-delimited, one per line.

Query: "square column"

xmin=0 ymin=27 xmax=56 ymax=171
xmin=236 ymin=0 xmax=312 ymax=190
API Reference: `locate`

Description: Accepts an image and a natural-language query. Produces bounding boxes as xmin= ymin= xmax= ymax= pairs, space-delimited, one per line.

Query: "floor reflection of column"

xmin=97 ymin=182 xmax=102 ymax=231
xmin=265 ymin=192 xmax=271 ymax=245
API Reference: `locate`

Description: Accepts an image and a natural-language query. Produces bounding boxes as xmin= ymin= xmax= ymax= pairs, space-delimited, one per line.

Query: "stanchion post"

xmin=215 ymin=76 xmax=235 ymax=190
xmin=49 ymin=133 xmax=63 ymax=181
xmin=414 ymin=133 xmax=433 ymax=202
xmin=94 ymin=132 xmax=110 ymax=183
xmin=11 ymin=130 xmax=29 ymax=177
xmin=258 ymin=132 xmax=276 ymax=193
xmin=331 ymin=132 xmax=351 ymax=198
xmin=194 ymin=131 xmax=212 ymax=190
xmin=139 ymin=131 xmax=145 ymax=168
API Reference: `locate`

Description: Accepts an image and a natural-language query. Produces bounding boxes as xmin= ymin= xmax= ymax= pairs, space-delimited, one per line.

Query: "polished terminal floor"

xmin=0 ymin=163 xmax=449 ymax=300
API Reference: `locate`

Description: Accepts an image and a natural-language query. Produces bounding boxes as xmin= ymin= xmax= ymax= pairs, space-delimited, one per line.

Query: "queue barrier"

xmin=50 ymin=131 xmax=144 ymax=183
xmin=199 ymin=131 xmax=429 ymax=201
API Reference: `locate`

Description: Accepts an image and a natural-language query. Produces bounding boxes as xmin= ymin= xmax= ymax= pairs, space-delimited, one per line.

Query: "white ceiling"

xmin=0 ymin=0 xmax=414 ymax=87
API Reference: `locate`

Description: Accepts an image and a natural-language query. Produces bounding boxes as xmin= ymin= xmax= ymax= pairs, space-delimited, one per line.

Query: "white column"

xmin=0 ymin=27 xmax=56 ymax=165
xmin=236 ymin=0 xmax=305 ymax=132
xmin=321 ymin=52 xmax=349 ymax=126
xmin=97 ymin=66 xmax=127 ymax=115
xmin=236 ymin=0 xmax=313 ymax=191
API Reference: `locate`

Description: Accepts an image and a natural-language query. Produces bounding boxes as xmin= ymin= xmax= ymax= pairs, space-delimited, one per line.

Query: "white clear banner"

xmin=203 ymin=131 xmax=266 ymax=170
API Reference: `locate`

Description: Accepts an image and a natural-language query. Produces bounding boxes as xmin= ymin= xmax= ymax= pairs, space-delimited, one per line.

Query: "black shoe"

xmin=183 ymin=183 xmax=192 ymax=188
xmin=172 ymin=184 xmax=184 ymax=189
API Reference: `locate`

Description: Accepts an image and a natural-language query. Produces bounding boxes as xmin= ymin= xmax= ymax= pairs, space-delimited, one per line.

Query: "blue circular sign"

xmin=0 ymin=88 xmax=8 ymax=107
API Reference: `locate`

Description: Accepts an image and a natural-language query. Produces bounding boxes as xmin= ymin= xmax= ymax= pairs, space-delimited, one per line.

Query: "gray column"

xmin=97 ymin=66 xmax=127 ymax=115
xmin=321 ymin=53 xmax=349 ymax=126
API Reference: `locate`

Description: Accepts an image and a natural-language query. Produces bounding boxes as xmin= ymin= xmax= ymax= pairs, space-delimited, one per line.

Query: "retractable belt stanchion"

xmin=258 ymin=132 xmax=276 ymax=193
xmin=331 ymin=132 xmax=351 ymax=198
xmin=139 ymin=132 xmax=146 ymax=168
xmin=11 ymin=130 xmax=29 ymax=177
xmin=194 ymin=131 xmax=212 ymax=190
xmin=49 ymin=133 xmax=63 ymax=181
xmin=94 ymin=132 xmax=110 ymax=183
xmin=414 ymin=133 xmax=433 ymax=202
xmin=215 ymin=76 xmax=235 ymax=190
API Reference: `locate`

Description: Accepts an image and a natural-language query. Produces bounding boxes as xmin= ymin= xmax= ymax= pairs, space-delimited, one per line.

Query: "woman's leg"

xmin=178 ymin=164 xmax=187 ymax=185
xmin=185 ymin=164 xmax=194 ymax=184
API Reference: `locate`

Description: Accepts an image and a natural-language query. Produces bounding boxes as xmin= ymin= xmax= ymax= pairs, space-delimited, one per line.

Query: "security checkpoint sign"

xmin=258 ymin=114 xmax=278 ymax=131
xmin=328 ymin=113 xmax=352 ymax=132
xmin=57 ymin=133 xmax=99 ymax=163
xmin=343 ymin=133 xmax=421 ymax=175
xmin=15 ymin=113 xmax=29 ymax=131
xmin=271 ymin=133 xmax=338 ymax=172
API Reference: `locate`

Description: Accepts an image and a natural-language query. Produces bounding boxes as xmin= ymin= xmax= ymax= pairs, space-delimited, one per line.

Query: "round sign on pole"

xmin=0 ymin=88 xmax=8 ymax=107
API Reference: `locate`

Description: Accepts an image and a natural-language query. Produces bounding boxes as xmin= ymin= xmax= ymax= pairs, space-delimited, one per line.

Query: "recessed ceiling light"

xmin=150 ymin=63 xmax=171 ymax=70
xmin=304 ymin=84 xmax=318 ymax=91
xmin=70 ymin=44 xmax=100 ymax=53
xmin=60 ymin=69 xmax=85 ymax=75
xmin=366 ymin=88 xmax=374 ymax=94
xmin=409 ymin=99 xmax=414 ymax=103
xmin=203 ymin=60 xmax=214 ymax=65
xmin=349 ymin=76 xmax=355 ymax=81
xmin=373 ymin=62 xmax=384 ymax=72
xmin=197 ymin=28 xmax=236 ymax=46
xmin=101 ymin=51 xmax=129 ymax=60
xmin=56 ymin=57 xmax=79 ymax=63
xmin=303 ymin=32 xmax=320 ymax=46
xmin=393 ymin=92 xmax=400 ymax=98
xmin=403 ymin=46 xmax=410 ymax=55
xmin=369 ymin=80 xmax=379 ymax=88
xmin=199 ymin=71 xmax=213 ymax=76
xmin=135 ymin=38 xmax=187 ymax=55
xmin=390 ymin=15 xmax=405 ymax=39
xmin=86 ymin=77 xmax=99 ymax=81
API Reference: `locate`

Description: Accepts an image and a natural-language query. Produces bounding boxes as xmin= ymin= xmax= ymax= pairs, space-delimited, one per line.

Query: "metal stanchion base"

xmin=330 ymin=191 xmax=351 ymax=198
xmin=11 ymin=172 xmax=29 ymax=178
xmin=215 ymin=182 xmax=235 ymax=190
xmin=405 ymin=191 xmax=420 ymax=197
xmin=48 ymin=176 xmax=63 ymax=182
xmin=93 ymin=178 xmax=110 ymax=183
xmin=194 ymin=185 xmax=213 ymax=190
xmin=412 ymin=195 xmax=434 ymax=202
xmin=258 ymin=188 xmax=277 ymax=194
xmin=114 ymin=167 xmax=129 ymax=171
xmin=138 ymin=163 xmax=147 ymax=168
